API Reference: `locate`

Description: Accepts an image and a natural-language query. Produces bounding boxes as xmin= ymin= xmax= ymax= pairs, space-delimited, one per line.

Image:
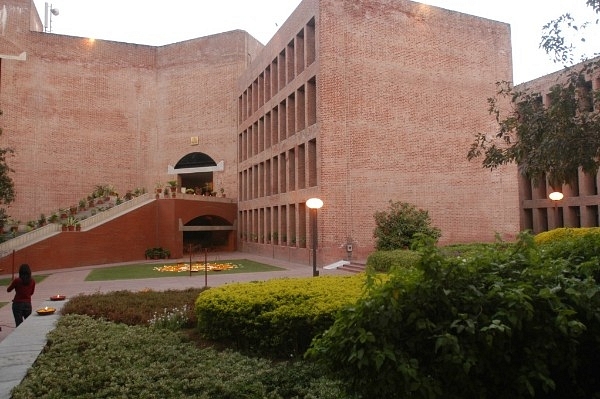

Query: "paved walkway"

xmin=0 ymin=253 xmax=347 ymax=399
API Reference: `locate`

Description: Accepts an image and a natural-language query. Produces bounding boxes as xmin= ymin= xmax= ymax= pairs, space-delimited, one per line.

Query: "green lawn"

xmin=0 ymin=275 xmax=48 ymax=287
xmin=85 ymin=259 xmax=284 ymax=281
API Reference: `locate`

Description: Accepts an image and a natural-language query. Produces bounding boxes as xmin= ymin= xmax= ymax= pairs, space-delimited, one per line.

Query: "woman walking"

xmin=7 ymin=264 xmax=36 ymax=327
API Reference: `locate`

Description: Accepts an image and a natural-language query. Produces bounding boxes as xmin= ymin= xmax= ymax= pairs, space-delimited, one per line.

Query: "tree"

xmin=0 ymin=110 xmax=15 ymax=225
xmin=468 ymin=1 xmax=600 ymax=187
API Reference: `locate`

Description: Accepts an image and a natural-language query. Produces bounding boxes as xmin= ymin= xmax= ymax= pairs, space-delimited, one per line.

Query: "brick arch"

xmin=174 ymin=152 xmax=217 ymax=169
xmin=174 ymin=152 xmax=219 ymax=195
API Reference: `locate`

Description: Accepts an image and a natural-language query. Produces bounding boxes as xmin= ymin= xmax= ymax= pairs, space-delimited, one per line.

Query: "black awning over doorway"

xmin=174 ymin=152 xmax=217 ymax=169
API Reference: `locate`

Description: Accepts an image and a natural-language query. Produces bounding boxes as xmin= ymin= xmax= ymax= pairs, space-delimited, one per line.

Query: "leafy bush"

xmin=366 ymin=249 xmax=421 ymax=272
xmin=145 ymin=247 xmax=171 ymax=259
xmin=12 ymin=315 xmax=357 ymax=399
xmin=195 ymin=275 xmax=366 ymax=357
xmin=307 ymin=233 xmax=600 ymax=399
xmin=373 ymin=200 xmax=441 ymax=250
xmin=438 ymin=241 xmax=515 ymax=259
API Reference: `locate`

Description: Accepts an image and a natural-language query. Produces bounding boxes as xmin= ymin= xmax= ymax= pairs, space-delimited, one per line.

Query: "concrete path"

xmin=0 ymin=253 xmax=347 ymax=399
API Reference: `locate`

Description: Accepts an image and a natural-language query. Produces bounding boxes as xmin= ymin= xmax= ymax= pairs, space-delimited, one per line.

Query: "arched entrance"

xmin=170 ymin=152 xmax=224 ymax=195
xmin=182 ymin=214 xmax=234 ymax=253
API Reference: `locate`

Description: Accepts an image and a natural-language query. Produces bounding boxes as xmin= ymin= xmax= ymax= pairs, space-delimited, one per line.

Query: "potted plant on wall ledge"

xmin=168 ymin=180 xmax=177 ymax=197
xmin=48 ymin=213 xmax=59 ymax=224
xmin=37 ymin=213 xmax=47 ymax=227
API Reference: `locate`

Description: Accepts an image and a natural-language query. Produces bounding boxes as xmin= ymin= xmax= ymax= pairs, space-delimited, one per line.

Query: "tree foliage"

xmin=540 ymin=0 xmax=600 ymax=65
xmin=468 ymin=1 xmax=600 ymax=186
xmin=373 ymin=201 xmax=441 ymax=250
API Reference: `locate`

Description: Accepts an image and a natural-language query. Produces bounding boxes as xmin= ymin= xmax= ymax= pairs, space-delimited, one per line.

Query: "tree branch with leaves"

xmin=468 ymin=1 xmax=600 ymax=187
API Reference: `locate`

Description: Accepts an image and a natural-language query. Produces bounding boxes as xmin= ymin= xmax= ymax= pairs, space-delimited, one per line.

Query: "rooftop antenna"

xmin=44 ymin=2 xmax=59 ymax=33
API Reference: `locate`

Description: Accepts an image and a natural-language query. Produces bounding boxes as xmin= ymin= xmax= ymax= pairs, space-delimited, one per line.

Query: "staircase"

xmin=338 ymin=261 xmax=367 ymax=273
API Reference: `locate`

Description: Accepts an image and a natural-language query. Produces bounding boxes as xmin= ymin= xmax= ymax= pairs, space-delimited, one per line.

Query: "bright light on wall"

xmin=549 ymin=192 xmax=564 ymax=201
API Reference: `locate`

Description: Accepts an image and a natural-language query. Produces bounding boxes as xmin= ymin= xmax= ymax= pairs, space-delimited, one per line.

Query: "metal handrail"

xmin=78 ymin=193 xmax=153 ymax=229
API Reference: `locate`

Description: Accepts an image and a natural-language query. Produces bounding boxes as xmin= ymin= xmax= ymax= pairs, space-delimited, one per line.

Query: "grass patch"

xmin=85 ymin=259 xmax=284 ymax=281
xmin=0 ymin=275 xmax=48 ymax=287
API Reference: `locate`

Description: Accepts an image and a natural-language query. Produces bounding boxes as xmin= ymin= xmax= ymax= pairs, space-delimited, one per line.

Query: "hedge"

xmin=195 ymin=275 xmax=366 ymax=357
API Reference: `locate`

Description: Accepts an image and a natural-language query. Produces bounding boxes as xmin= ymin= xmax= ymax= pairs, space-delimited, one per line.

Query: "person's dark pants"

xmin=12 ymin=302 xmax=32 ymax=327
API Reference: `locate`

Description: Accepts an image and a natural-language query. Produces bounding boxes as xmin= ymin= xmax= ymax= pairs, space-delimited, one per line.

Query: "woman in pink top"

xmin=7 ymin=264 xmax=35 ymax=327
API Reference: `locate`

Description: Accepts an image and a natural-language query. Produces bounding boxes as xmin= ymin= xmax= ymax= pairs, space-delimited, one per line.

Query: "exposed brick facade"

xmin=516 ymin=61 xmax=600 ymax=232
xmin=0 ymin=0 xmax=520 ymax=269
xmin=237 ymin=0 xmax=518 ymax=264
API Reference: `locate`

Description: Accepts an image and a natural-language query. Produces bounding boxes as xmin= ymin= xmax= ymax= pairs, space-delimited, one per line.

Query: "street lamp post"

xmin=306 ymin=198 xmax=323 ymax=277
xmin=549 ymin=191 xmax=564 ymax=228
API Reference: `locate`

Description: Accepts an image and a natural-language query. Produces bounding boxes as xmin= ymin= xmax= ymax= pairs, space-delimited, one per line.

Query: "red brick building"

xmin=0 ymin=0 xmax=519 ymax=269
xmin=517 ymin=61 xmax=600 ymax=233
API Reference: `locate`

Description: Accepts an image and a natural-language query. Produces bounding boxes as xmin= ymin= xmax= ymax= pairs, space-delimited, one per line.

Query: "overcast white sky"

xmin=34 ymin=0 xmax=599 ymax=84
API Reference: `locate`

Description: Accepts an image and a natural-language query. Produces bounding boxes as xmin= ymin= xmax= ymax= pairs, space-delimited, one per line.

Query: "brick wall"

xmin=0 ymin=1 xmax=250 ymax=224
xmin=236 ymin=0 xmax=519 ymax=265
xmin=316 ymin=0 xmax=519 ymax=261
xmin=0 ymin=199 xmax=237 ymax=272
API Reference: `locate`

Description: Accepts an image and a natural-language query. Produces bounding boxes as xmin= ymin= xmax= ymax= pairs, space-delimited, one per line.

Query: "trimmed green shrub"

xmin=366 ymin=249 xmax=421 ymax=272
xmin=195 ymin=275 xmax=366 ymax=357
xmin=307 ymin=233 xmax=600 ymax=399
xmin=535 ymin=228 xmax=600 ymax=281
xmin=61 ymin=288 xmax=203 ymax=327
xmin=373 ymin=201 xmax=441 ymax=250
xmin=534 ymin=227 xmax=600 ymax=245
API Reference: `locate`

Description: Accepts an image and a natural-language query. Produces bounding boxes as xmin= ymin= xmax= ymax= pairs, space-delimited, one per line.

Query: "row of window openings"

xmin=239 ymin=140 xmax=317 ymax=200
xmin=534 ymin=78 xmax=599 ymax=112
xmin=239 ymin=17 xmax=316 ymax=123
xmin=520 ymin=171 xmax=599 ymax=201
xmin=239 ymin=204 xmax=312 ymax=248
xmin=523 ymin=205 xmax=600 ymax=233
xmin=239 ymin=78 xmax=316 ymax=161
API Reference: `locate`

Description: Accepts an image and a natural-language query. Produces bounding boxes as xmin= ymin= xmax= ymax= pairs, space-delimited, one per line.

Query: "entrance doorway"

xmin=174 ymin=152 xmax=219 ymax=195
xmin=182 ymin=215 xmax=234 ymax=253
